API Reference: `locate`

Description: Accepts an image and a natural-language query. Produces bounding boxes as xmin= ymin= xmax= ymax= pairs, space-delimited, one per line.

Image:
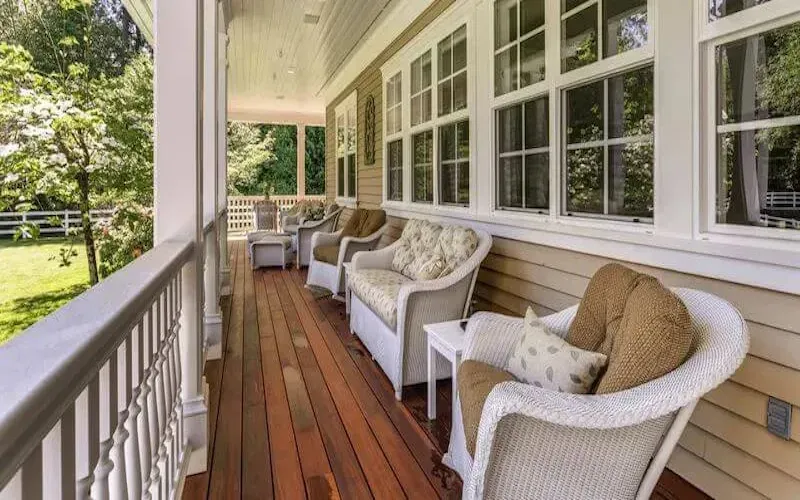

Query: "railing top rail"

xmin=0 ymin=239 xmax=194 ymax=488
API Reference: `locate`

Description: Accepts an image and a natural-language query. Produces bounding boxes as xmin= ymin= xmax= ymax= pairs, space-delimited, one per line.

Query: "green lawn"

xmin=0 ymin=238 xmax=90 ymax=344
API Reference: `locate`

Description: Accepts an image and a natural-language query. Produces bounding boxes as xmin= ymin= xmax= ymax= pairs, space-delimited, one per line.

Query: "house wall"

xmin=324 ymin=2 xmax=800 ymax=498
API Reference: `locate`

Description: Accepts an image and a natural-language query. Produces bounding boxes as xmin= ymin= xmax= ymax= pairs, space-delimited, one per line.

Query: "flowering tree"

xmin=0 ymin=0 xmax=153 ymax=285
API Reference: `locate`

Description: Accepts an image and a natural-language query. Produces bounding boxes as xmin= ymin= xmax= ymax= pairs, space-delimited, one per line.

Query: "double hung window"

xmin=336 ymin=92 xmax=357 ymax=200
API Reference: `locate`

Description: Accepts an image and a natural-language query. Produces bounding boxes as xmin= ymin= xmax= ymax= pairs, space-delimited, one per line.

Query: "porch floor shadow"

xmin=182 ymin=240 xmax=708 ymax=500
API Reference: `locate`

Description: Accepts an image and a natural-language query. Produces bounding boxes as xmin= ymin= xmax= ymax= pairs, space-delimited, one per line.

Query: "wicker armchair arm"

xmin=310 ymin=229 xmax=343 ymax=251
xmin=282 ymin=213 xmax=301 ymax=227
xmin=351 ymin=242 xmax=397 ymax=272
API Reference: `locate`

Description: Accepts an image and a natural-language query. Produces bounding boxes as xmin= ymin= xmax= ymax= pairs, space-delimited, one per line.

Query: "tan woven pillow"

xmin=566 ymin=263 xmax=644 ymax=355
xmin=458 ymin=360 xmax=516 ymax=457
xmin=595 ymin=277 xmax=693 ymax=394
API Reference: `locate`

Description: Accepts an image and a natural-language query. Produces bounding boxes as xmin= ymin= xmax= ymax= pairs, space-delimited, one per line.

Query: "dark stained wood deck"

xmin=183 ymin=240 xmax=709 ymax=500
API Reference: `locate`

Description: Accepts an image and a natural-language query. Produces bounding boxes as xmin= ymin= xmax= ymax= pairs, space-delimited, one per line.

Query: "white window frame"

xmin=698 ymin=0 xmax=800 ymax=243
xmin=493 ymin=0 xmax=547 ymax=98
xmin=366 ymin=0 xmax=800 ymax=295
xmin=380 ymin=1 xmax=477 ymax=214
xmin=410 ymin=51 xmax=433 ymax=127
xmin=384 ymin=72 xmax=404 ymax=202
xmin=335 ymin=91 xmax=358 ymax=205
xmin=495 ymin=93 xmax=551 ymax=214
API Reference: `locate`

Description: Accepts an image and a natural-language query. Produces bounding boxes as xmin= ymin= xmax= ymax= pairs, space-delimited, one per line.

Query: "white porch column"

xmin=296 ymin=124 xmax=306 ymax=199
xmin=218 ymin=30 xmax=232 ymax=297
xmin=153 ymin=0 xmax=207 ymax=475
xmin=202 ymin=0 xmax=222 ymax=361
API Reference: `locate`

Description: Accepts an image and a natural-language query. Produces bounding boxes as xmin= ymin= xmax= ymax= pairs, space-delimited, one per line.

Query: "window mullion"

xmin=522 ymin=100 xmax=527 ymax=208
xmin=603 ymin=79 xmax=609 ymax=216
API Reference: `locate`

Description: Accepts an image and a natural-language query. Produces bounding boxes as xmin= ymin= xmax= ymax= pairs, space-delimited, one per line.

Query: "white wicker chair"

xmin=445 ymin=288 xmax=749 ymax=500
xmin=294 ymin=207 xmax=343 ymax=268
xmin=305 ymin=222 xmax=388 ymax=297
xmin=349 ymin=228 xmax=493 ymax=400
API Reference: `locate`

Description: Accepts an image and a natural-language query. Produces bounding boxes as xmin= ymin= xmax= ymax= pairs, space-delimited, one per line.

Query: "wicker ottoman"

xmin=249 ymin=234 xmax=293 ymax=269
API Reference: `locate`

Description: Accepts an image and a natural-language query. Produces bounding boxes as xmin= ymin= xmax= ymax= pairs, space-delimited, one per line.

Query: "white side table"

xmin=343 ymin=262 xmax=352 ymax=315
xmin=424 ymin=319 xmax=468 ymax=420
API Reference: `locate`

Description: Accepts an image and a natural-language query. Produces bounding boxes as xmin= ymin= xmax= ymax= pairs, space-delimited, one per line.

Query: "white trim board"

xmin=383 ymin=204 xmax=800 ymax=296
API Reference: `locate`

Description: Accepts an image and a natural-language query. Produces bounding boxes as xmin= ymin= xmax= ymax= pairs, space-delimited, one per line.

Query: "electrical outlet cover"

xmin=767 ymin=397 xmax=792 ymax=440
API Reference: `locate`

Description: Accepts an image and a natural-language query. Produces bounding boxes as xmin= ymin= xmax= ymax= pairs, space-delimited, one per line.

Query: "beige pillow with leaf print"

xmin=506 ymin=307 xmax=608 ymax=394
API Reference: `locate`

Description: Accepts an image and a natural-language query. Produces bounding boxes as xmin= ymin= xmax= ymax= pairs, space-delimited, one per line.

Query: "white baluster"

xmin=168 ymin=277 xmax=183 ymax=486
xmin=91 ymin=358 xmax=117 ymax=500
xmin=160 ymin=288 xmax=175 ymax=493
xmin=43 ymin=410 xmax=75 ymax=500
xmin=75 ymin=378 xmax=99 ymax=498
xmin=110 ymin=336 xmax=131 ymax=500
xmin=150 ymin=294 xmax=167 ymax=500
xmin=173 ymin=276 xmax=185 ymax=466
xmin=140 ymin=307 xmax=155 ymax=500
xmin=125 ymin=322 xmax=144 ymax=499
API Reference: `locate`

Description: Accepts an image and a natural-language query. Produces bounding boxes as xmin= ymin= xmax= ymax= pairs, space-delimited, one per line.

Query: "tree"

xmin=0 ymin=0 xmax=153 ymax=285
xmin=226 ymin=121 xmax=275 ymax=196
xmin=305 ymin=125 xmax=325 ymax=195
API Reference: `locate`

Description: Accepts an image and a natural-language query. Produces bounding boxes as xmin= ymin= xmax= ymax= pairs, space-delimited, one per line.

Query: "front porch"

xmin=181 ymin=241 xmax=704 ymax=500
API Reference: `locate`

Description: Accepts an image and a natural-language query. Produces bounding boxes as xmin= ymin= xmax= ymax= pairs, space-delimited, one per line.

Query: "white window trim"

xmin=380 ymin=0 xmax=477 ymax=214
xmin=335 ymin=91 xmax=358 ymax=206
xmin=699 ymin=5 xmax=800 ymax=243
xmin=366 ymin=0 xmax=800 ymax=296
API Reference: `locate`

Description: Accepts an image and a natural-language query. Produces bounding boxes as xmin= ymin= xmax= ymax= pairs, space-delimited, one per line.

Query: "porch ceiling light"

xmin=303 ymin=13 xmax=320 ymax=25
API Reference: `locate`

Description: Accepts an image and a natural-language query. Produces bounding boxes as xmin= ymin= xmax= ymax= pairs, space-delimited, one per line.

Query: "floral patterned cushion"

xmin=349 ymin=269 xmax=412 ymax=329
xmin=438 ymin=225 xmax=479 ymax=275
xmin=391 ymin=219 xmax=478 ymax=280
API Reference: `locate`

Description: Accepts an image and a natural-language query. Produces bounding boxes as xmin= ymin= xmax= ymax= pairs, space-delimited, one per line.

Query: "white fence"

xmin=227 ymin=194 xmax=326 ymax=232
xmin=0 ymin=210 xmax=114 ymax=237
xmin=765 ymin=191 xmax=800 ymax=211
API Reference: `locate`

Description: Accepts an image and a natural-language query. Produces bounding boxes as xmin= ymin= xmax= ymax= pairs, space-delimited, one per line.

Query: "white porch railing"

xmin=0 ymin=210 xmax=114 ymax=237
xmin=0 ymin=238 xmax=195 ymax=499
xmin=227 ymin=194 xmax=326 ymax=232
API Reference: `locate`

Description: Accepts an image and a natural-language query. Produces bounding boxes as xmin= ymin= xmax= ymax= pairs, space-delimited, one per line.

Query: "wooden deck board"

xmin=184 ymin=257 xmax=709 ymax=500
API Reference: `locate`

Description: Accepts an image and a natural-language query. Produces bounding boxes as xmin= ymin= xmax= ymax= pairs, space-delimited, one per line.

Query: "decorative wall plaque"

xmin=364 ymin=95 xmax=376 ymax=165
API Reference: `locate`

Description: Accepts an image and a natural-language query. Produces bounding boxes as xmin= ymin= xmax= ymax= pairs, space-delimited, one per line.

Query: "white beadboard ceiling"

xmin=226 ymin=0 xmax=398 ymax=124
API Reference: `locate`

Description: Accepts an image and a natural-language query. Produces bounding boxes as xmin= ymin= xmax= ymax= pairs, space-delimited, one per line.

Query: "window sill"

xmin=382 ymin=202 xmax=800 ymax=295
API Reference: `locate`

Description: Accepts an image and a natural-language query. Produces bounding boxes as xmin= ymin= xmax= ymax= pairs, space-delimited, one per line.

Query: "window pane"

xmin=347 ymin=108 xmax=356 ymax=153
xmin=608 ymin=142 xmax=654 ymax=218
xmin=495 ymin=46 xmax=518 ymax=97
xmin=394 ymin=74 xmax=402 ymax=104
xmin=716 ymin=23 xmax=800 ymax=125
xmin=604 ymin=0 xmax=648 ymax=58
xmin=457 ymin=162 xmax=470 ymax=204
xmin=566 ymin=147 xmax=604 ymax=213
xmin=717 ymin=126 xmax=800 ymax=230
xmin=422 ymin=51 xmax=432 ymax=88
xmin=439 ymin=79 xmax=453 ymax=117
xmin=336 ymin=116 xmax=345 ymax=156
xmin=411 ymin=95 xmax=421 ymax=126
xmin=347 ymin=153 xmax=356 ymax=197
xmin=498 ymin=104 xmax=523 ymax=153
xmin=498 ymin=156 xmax=524 ymax=208
xmin=525 ymin=153 xmax=549 ymax=209
xmin=453 ymin=71 xmax=467 ymax=112
xmin=439 ymin=35 xmax=453 ymax=80
xmin=413 ymin=131 xmax=434 ymax=203
xmin=441 ymin=163 xmax=458 ymax=204
xmin=337 ymin=157 xmax=345 ymax=196
xmin=520 ymin=32 xmax=546 ymax=88
xmin=422 ymin=89 xmax=432 ymax=123
xmin=525 ymin=96 xmax=549 ymax=149
xmin=565 ymin=80 xmax=603 ymax=144
xmin=440 ymin=123 xmax=456 ymax=161
xmin=457 ymin=120 xmax=470 ymax=159
xmin=453 ymin=25 xmax=467 ymax=73
xmin=521 ymin=0 xmax=545 ymax=35
xmin=386 ymin=80 xmax=395 ymax=108
xmin=709 ymin=0 xmax=772 ymax=21
xmin=387 ymin=140 xmax=403 ymax=201
xmin=394 ymin=107 xmax=403 ymax=134
xmin=608 ymin=65 xmax=654 ymax=138
xmin=495 ymin=0 xmax=518 ymax=49
xmin=562 ymin=4 xmax=598 ymax=73
xmin=387 ymin=107 xmax=395 ymax=135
